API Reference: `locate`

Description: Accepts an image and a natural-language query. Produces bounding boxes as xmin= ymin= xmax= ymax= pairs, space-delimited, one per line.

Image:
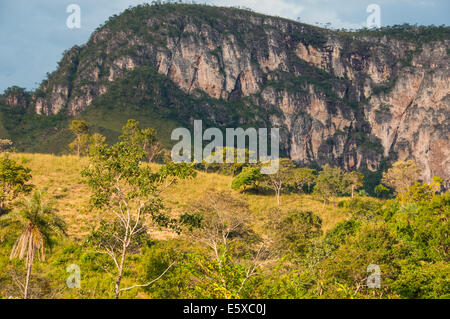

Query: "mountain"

xmin=0 ymin=3 xmax=449 ymax=182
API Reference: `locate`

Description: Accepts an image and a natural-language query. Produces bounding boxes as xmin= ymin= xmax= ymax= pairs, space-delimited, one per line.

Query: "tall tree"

xmin=184 ymin=191 xmax=265 ymax=298
xmin=119 ymin=119 xmax=162 ymax=163
xmin=263 ymin=158 xmax=295 ymax=206
xmin=0 ymin=156 xmax=33 ymax=214
xmin=232 ymin=166 xmax=262 ymax=191
xmin=382 ymin=160 xmax=421 ymax=194
xmin=313 ymin=164 xmax=346 ymax=205
xmin=1 ymin=191 xmax=66 ymax=298
xmin=0 ymin=139 xmax=13 ymax=153
xmin=82 ymin=124 xmax=195 ymax=299
xmin=293 ymin=168 xmax=317 ymax=193
xmin=344 ymin=171 xmax=364 ymax=197
xmin=374 ymin=184 xmax=391 ymax=198
xmin=69 ymin=120 xmax=90 ymax=157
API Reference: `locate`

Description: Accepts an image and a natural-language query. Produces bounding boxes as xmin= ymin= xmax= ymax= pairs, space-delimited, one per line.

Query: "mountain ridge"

xmin=1 ymin=3 xmax=449 ymax=182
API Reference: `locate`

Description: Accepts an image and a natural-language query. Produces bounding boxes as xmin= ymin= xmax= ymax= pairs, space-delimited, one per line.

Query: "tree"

xmin=88 ymin=133 xmax=106 ymax=154
xmin=344 ymin=171 xmax=364 ymax=197
xmin=397 ymin=182 xmax=435 ymax=203
xmin=374 ymin=184 xmax=390 ymax=198
xmin=1 ymin=191 xmax=66 ymax=298
xmin=119 ymin=119 xmax=162 ymax=163
xmin=231 ymin=167 xmax=262 ymax=191
xmin=293 ymin=168 xmax=317 ymax=193
xmin=69 ymin=120 xmax=90 ymax=157
xmin=430 ymin=176 xmax=444 ymax=194
xmin=0 ymin=139 xmax=13 ymax=153
xmin=203 ymin=147 xmax=250 ymax=187
xmin=263 ymin=158 xmax=295 ymax=205
xmin=382 ymin=160 xmax=421 ymax=194
xmin=0 ymin=156 xmax=33 ymax=214
xmin=273 ymin=210 xmax=322 ymax=256
xmin=184 ymin=191 xmax=265 ymax=298
xmin=82 ymin=127 xmax=195 ymax=299
xmin=313 ymin=164 xmax=346 ymax=205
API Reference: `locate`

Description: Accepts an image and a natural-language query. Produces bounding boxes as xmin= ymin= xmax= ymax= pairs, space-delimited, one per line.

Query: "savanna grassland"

xmin=0 ymin=3 xmax=448 ymax=301
xmin=0 ymin=146 xmax=448 ymax=299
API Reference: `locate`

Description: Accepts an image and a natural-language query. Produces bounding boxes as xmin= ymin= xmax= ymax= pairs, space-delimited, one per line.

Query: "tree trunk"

xmin=276 ymin=189 xmax=281 ymax=206
xmin=77 ymin=135 xmax=81 ymax=157
xmin=114 ymin=241 xmax=128 ymax=299
xmin=230 ymin=168 xmax=235 ymax=189
xmin=351 ymin=185 xmax=355 ymax=198
xmin=24 ymin=251 xmax=34 ymax=299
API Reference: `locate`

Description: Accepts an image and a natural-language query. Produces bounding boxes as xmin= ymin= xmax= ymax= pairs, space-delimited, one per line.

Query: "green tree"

xmin=374 ymin=184 xmax=391 ymax=198
xmin=0 ymin=156 xmax=33 ymax=214
xmin=119 ymin=119 xmax=162 ymax=163
xmin=88 ymin=133 xmax=106 ymax=154
xmin=69 ymin=120 xmax=90 ymax=157
xmin=203 ymin=147 xmax=251 ymax=187
xmin=397 ymin=182 xmax=434 ymax=203
xmin=313 ymin=164 xmax=346 ymax=205
xmin=293 ymin=168 xmax=317 ymax=193
xmin=0 ymin=139 xmax=13 ymax=153
xmin=184 ymin=191 xmax=264 ymax=299
xmin=344 ymin=171 xmax=364 ymax=198
xmin=273 ymin=210 xmax=322 ymax=256
xmin=1 ymin=191 xmax=66 ymax=298
xmin=82 ymin=126 xmax=195 ymax=299
xmin=231 ymin=166 xmax=262 ymax=191
xmin=263 ymin=158 xmax=296 ymax=206
xmin=430 ymin=176 xmax=444 ymax=194
xmin=382 ymin=160 xmax=421 ymax=194
xmin=318 ymin=222 xmax=409 ymax=298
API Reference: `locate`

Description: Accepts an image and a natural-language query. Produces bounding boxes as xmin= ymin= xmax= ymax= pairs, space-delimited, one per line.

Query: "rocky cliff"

xmin=5 ymin=4 xmax=450 ymax=182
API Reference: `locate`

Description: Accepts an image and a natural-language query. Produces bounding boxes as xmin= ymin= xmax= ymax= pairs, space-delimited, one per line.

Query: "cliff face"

xmin=21 ymin=4 xmax=450 ymax=181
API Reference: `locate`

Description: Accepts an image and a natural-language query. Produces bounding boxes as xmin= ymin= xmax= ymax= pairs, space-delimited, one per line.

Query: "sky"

xmin=0 ymin=0 xmax=448 ymax=93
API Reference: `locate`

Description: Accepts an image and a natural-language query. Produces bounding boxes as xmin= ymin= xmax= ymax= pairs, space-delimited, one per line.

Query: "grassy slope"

xmin=0 ymin=104 xmax=181 ymax=155
xmin=9 ymin=153 xmax=350 ymax=240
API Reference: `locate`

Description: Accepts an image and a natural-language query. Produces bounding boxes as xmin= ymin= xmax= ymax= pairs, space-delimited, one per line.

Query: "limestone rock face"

xmin=24 ymin=5 xmax=450 ymax=181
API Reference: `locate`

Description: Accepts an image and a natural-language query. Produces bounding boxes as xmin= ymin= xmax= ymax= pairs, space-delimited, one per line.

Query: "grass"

xmin=77 ymin=105 xmax=180 ymax=149
xmin=8 ymin=153 xmax=350 ymax=240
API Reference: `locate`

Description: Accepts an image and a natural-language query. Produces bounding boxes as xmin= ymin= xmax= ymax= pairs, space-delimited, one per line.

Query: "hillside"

xmin=0 ymin=3 xmax=449 ymax=182
xmin=0 ymin=152 xmax=448 ymax=299
xmin=6 ymin=153 xmax=350 ymax=239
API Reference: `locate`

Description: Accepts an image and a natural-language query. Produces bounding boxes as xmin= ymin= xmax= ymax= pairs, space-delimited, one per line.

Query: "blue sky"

xmin=1 ymin=0 xmax=448 ymax=93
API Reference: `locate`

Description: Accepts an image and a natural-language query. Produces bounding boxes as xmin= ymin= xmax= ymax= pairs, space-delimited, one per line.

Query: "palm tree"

xmin=1 ymin=190 xmax=66 ymax=298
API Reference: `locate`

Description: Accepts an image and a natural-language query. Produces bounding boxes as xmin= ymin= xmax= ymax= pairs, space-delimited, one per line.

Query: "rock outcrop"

xmin=9 ymin=4 xmax=450 ymax=181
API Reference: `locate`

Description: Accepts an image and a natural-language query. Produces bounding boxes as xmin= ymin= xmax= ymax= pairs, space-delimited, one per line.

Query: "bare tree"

xmin=185 ymin=191 xmax=268 ymax=298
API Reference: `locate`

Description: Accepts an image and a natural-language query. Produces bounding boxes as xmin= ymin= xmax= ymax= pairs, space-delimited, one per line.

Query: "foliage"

xmin=232 ymin=166 xmax=262 ymax=191
xmin=69 ymin=120 xmax=90 ymax=157
xmin=0 ymin=190 xmax=66 ymax=298
xmin=183 ymin=191 xmax=263 ymax=299
xmin=119 ymin=119 xmax=162 ymax=163
xmin=0 ymin=156 xmax=33 ymax=213
xmin=313 ymin=164 xmax=346 ymax=205
xmin=292 ymin=168 xmax=316 ymax=194
xmin=382 ymin=160 xmax=421 ymax=194
xmin=82 ymin=121 xmax=196 ymax=298
xmin=0 ymin=139 xmax=13 ymax=153
xmin=262 ymin=158 xmax=296 ymax=205
xmin=344 ymin=171 xmax=364 ymax=198
xmin=272 ymin=210 xmax=322 ymax=257
xmin=374 ymin=184 xmax=391 ymax=198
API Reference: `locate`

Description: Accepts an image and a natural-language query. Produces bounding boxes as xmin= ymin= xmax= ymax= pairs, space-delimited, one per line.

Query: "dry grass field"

xmin=9 ymin=153 xmax=350 ymax=239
